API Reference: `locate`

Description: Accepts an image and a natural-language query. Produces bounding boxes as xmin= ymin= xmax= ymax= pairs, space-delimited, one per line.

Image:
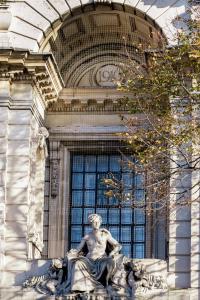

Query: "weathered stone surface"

xmin=169 ymin=238 xmax=190 ymax=255
xmin=7 ymin=156 xmax=30 ymax=172
xmin=8 ymin=125 xmax=30 ymax=140
xmin=5 ymin=221 xmax=27 ymax=238
xmin=0 ymin=187 xmax=5 ymax=203
xmin=0 ymin=124 xmax=7 ymax=137
xmin=6 ymin=204 xmax=28 ymax=222
xmin=10 ymin=83 xmax=33 ymax=101
xmin=0 ymin=155 xmax=6 ymax=170
xmin=169 ymin=221 xmax=191 ymax=238
xmin=7 ymin=172 xmax=29 ymax=188
xmin=169 ymin=255 xmax=190 ymax=273
xmin=9 ymin=110 xmax=31 ymax=125
xmin=7 ymin=141 xmax=30 ymax=156
xmin=5 ymin=237 xmax=27 ymax=252
xmin=0 ymin=138 xmax=7 ymax=154
xmin=4 ymin=252 xmax=27 ymax=271
xmin=6 ymin=187 xmax=28 ymax=204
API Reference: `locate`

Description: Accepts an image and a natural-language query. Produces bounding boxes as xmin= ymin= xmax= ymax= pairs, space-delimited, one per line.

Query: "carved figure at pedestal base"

xmin=23 ymin=214 xmax=168 ymax=299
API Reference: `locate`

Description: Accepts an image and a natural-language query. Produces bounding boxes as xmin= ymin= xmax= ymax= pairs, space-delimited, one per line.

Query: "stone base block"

xmin=0 ymin=288 xmax=198 ymax=300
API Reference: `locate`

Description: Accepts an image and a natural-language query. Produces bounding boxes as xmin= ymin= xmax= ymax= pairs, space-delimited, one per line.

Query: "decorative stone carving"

xmin=0 ymin=50 xmax=63 ymax=105
xmin=28 ymin=224 xmax=44 ymax=259
xmin=95 ymin=64 xmax=123 ymax=87
xmin=37 ymin=127 xmax=49 ymax=159
xmin=27 ymin=126 xmax=49 ymax=259
xmin=23 ymin=214 xmax=168 ymax=298
xmin=50 ymin=159 xmax=59 ymax=198
xmin=128 ymin=261 xmax=168 ymax=296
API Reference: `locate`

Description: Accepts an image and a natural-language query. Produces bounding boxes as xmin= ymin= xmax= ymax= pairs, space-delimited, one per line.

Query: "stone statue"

xmin=27 ymin=126 xmax=49 ymax=259
xmin=23 ymin=214 xmax=168 ymax=298
xmin=37 ymin=126 xmax=49 ymax=159
xmin=60 ymin=213 xmax=121 ymax=295
xmin=27 ymin=224 xmax=44 ymax=259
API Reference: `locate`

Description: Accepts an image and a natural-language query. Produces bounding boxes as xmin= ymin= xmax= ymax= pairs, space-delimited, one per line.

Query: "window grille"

xmin=69 ymin=153 xmax=146 ymax=258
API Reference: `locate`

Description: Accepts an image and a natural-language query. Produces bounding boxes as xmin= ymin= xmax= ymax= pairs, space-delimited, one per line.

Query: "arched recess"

xmin=39 ymin=2 xmax=166 ymax=88
xmin=43 ymin=2 xmax=170 ymax=259
xmin=8 ymin=0 xmax=187 ymax=52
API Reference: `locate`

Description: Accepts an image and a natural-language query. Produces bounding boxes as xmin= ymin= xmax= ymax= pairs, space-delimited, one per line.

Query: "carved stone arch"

xmin=40 ymin=3 xmax=165 ymax=88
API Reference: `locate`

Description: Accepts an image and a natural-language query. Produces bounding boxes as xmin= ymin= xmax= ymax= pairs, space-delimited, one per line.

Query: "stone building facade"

xmin=0 ymin=0 xmax=199 ymax=299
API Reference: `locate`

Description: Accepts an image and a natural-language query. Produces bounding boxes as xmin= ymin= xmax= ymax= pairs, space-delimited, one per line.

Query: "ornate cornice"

xmin=0 ymin=49 xmax=64 ymax=105
xmin=47 ymin=98 xmax=128 ymax=113
xmin=47 ymin=87 xmax=133 ymax=113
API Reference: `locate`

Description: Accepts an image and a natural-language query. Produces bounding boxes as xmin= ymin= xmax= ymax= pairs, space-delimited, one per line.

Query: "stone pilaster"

xmin=48 ymin=140 xmax=64 ymax=258
xmin=0 ymin=50 xmax=63 ymax=286
xmin=0 ymin=80 xmax=9 ymax=285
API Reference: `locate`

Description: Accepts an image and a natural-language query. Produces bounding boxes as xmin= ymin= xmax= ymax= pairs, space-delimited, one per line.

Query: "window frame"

xmin=69 ymin=151 xmax=147 ymax=258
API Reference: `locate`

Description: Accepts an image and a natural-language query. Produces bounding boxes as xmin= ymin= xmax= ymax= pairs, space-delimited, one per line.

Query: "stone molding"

xmin=48 ymin=88 xmax=134 ymax=112
xmin=0 ymin=49 xmax=63 ymax=106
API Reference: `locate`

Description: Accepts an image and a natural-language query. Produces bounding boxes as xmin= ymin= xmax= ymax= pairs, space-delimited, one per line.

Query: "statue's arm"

xmin=76 ymin=237 xmax=87 ymax=253
xmin=106 ymin=232 xmax=122 ymax=257
xmin=67 ymin=236 xmax=88 ymax=258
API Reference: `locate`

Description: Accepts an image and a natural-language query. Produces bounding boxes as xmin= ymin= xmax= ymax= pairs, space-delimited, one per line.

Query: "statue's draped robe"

xmin=63 ymin=234 xmax=117 ymax=293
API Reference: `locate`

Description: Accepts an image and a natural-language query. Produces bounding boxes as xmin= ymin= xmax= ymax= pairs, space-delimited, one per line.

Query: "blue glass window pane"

xmin=122 ymin=155 xmax=133 ymax=172
xmin=85 ymin=156 xmax=96 ymax=172
xmin=109 ymin=226 xmax=119 ymax=240
xmin=71 ymin=226 xmax=82 ymax=242
xmin=122 ymin=173 xmax=133 ymax=190
xmin=97 ymin=156 xmax=108 ymax=172
xmin=134 ymin=190 xmax=145 ymax=207
xmin=134 ymin=244 xmax=144 ymax=258
xmin=71 ymin=208 xmax=82 ymax=224
xmin=109 ymin=209 xmax=120 ymax=224
xmin=84 ymin=191 xmax=95 ymax=206
xmin=85 ymin=173 xmax=96 ymax=189
xmin=122 ymin=191 xmax=132 ymax=205
xmin=134 ymin=226 xmax=145 ymax=242
xmin=73 ymin=156 xmax=84 ymax=172
xmin=121 ymin=208 xmax=132 ymax=224
xmin=84 ymin=226 xmax=91 ymax=235
xmin=96 ymin=208 xmax=107 ymax=224
xmin=121 ymin=227 xmax=131 ymax=242
xmin=97 ymin=190 xmax=108 ymax=206
xmin=135 ymin=174 xmax=145 ymax=188
xmin=121 ymin=244 xmax=131 ymax=257
xmin=108 ymin=196 xmax=119 ymax=206
xmin=84 ymin=208 xmax=95 ymax=224
xmin=71 ymin=243 xmax=79 ymax=249
xmin=110 ymin=156 xmax=121 ymax=172
xmin=97 ymin=173 xmax=107 ymax=189
xmin=72 ymin=191 xmax=83 ymax=206
xmin=134 ymin=209 xmax=145 ymax=224
xmin=72 ymin=173 xmax=83 ymax=189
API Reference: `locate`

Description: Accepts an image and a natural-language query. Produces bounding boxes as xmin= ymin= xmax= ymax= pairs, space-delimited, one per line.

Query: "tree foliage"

xmin=105 ymin=3 xmax=200 ymax=217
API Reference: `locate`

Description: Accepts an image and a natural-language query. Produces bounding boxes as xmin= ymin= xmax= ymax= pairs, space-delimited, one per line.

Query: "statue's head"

xmin=88 ymin=214 xmax=102 ymax=230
